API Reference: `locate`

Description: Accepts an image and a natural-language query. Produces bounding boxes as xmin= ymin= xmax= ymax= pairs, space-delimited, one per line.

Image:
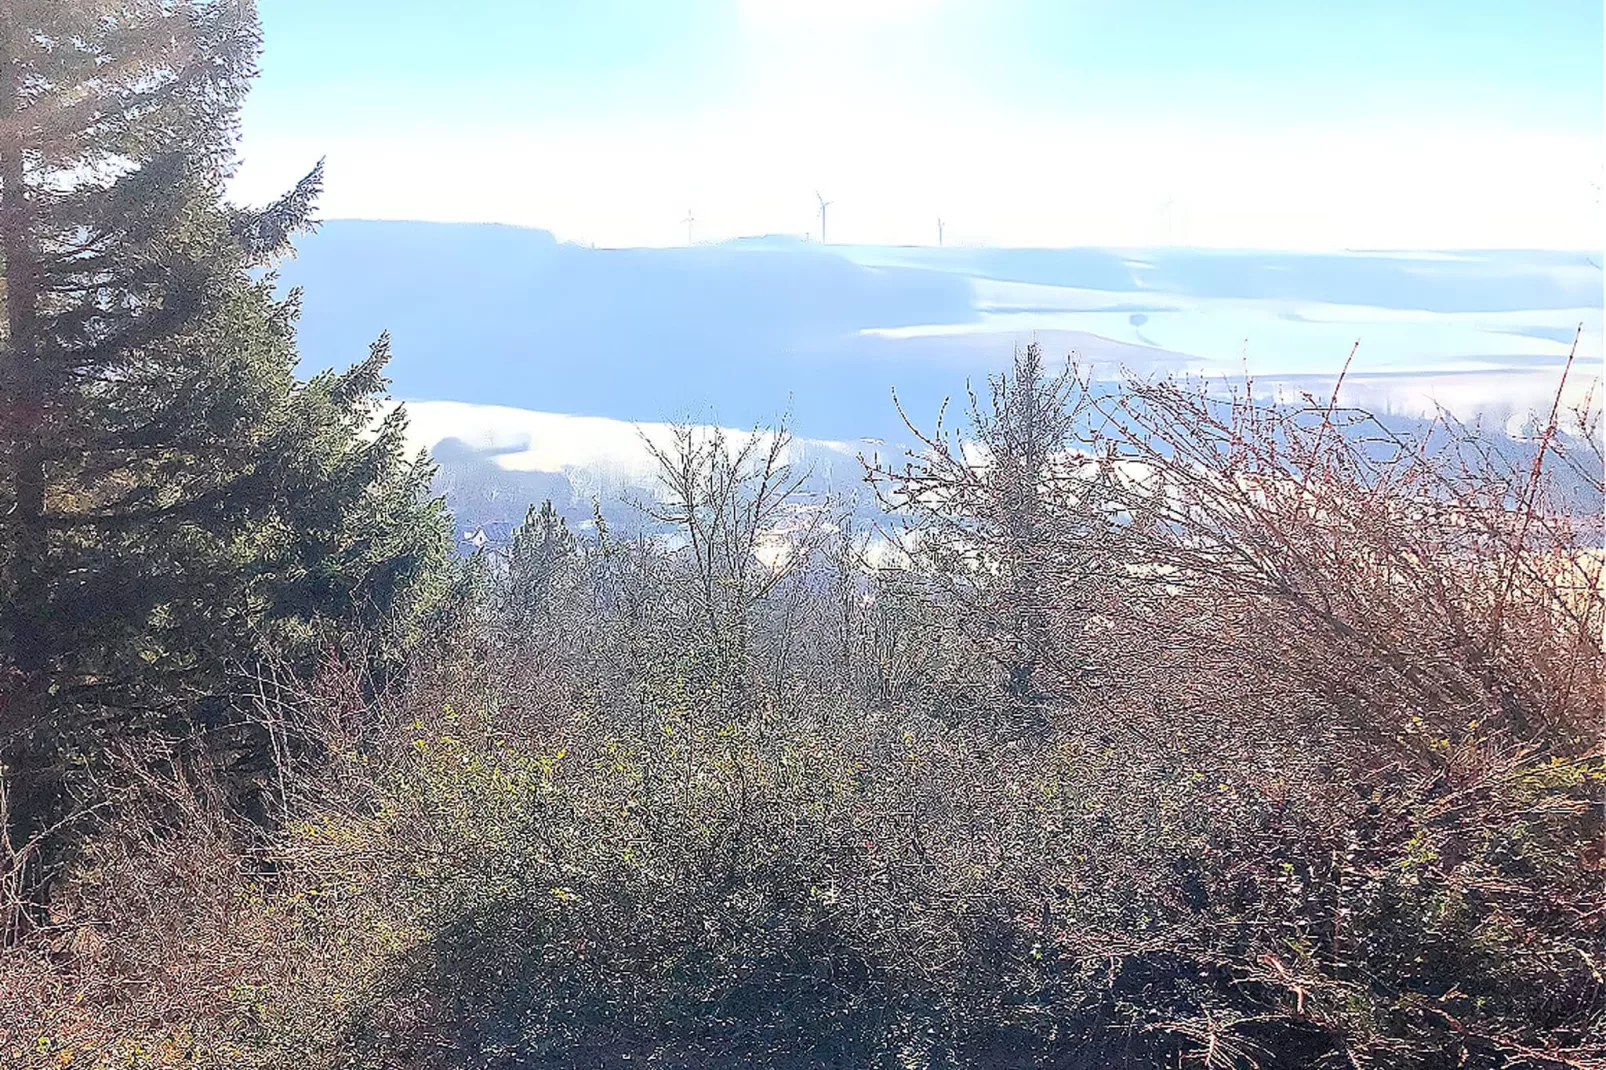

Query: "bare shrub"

xmin=3 ymin=357 xmax=1599 ymax=1069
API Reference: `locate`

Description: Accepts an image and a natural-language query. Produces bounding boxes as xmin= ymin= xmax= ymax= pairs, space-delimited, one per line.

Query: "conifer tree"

xmin=868 ymin=344 xmax=1119 ymax=704
xmin=0 ymin=1 xmax=456 ymax=855
xmin=502 ymin=499 xmax=576 ymax=631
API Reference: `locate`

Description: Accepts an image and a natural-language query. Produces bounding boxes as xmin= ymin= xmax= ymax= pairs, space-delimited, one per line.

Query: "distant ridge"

xmin=278 ymin=220 xmax=1599 ymax=442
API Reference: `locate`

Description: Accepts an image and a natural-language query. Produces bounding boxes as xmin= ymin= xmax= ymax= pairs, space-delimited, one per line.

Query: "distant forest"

xmin=0 ymin=5 xmax=1601 ymax=1069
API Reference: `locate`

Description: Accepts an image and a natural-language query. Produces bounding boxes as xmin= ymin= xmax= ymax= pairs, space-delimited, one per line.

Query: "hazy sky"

xmin=233 ymin=0 xmax=1604 ymax=250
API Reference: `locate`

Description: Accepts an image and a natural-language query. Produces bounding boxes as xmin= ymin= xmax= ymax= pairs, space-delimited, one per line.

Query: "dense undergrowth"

xmin=1 ymin=3 xmax=1598 ymax=1067
xmin=2 ymin=348 xmax=1601 ymax=1070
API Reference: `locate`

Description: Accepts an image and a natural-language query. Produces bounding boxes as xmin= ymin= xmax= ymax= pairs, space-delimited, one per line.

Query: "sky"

xmin=232 ymin=0 xmax=1605 ymax=251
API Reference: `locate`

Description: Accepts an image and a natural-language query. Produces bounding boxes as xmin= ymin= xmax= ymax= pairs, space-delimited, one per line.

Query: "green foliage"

xmin=0 ymin=8 xmax=1598 ymax=1067
xmin=499 ymin=499 xmax=576 ymax=634
xmin=0 ymin=1 xmax=458 ymax=862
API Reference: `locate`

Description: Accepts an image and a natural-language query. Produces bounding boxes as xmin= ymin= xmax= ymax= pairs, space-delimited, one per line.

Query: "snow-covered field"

xmin=836 ymin=243 xmax=1600 ymax=426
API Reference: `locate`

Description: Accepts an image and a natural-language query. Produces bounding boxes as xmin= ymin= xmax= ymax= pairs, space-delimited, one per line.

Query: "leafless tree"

xmin=639 ymin=418 xmax=829 ymax=701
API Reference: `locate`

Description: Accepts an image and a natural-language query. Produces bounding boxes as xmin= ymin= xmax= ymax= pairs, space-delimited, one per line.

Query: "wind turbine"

xmin=815 ymin=190 xmax=834 ymax=244
xmin=682 ymin=208 xmax=695 ymax=246
xmin=937 ymin=217 xmax=944 ymax=247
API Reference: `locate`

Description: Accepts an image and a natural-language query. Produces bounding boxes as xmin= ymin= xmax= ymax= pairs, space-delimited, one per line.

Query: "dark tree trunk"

xmin=0 ymin=5 xmax=47 ymax=678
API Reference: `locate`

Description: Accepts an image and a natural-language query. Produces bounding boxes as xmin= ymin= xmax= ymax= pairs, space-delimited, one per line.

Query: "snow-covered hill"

xmin=281 ymin=221 xmax=1601 ymax=538
xmin=282 ymin=220 xmax=1600 ymax=441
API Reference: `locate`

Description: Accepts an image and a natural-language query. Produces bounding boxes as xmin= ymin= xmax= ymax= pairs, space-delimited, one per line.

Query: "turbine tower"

xmin=1159 ymin=195 xmax=1177 ymax=245
xmin=682 ymin=208 xmax=695 ymax=246
xmin=937 ymin=217 xmax=944 ymax=247
xmin=815 ymin=190 xmax=834 ymax=244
